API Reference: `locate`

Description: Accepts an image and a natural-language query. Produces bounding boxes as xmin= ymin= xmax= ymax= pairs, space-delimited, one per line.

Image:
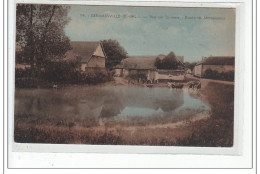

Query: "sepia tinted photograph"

xmin=14 ymin=4 xmax=235 ymax=147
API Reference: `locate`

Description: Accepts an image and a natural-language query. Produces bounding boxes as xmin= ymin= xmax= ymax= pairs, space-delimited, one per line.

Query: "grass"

xmin=174 ymin=82 xmax=234 ymax=146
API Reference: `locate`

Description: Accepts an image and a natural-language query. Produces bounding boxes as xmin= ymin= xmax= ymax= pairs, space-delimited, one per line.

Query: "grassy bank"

xmin=175 ymin=82 xmax=234 ymax=147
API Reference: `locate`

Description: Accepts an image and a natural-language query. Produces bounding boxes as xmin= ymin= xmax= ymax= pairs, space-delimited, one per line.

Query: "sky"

xmin=64 ymin=5 xmax=236 ymax=62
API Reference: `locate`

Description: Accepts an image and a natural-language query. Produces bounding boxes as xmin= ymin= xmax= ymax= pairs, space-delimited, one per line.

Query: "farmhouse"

xmin=68 ymin=41 xmax=107 ymax=72
xmin=114 ymin=55 xmax=185 ymax=82
xmin=193 ymin=56 xmax=235 ymax=77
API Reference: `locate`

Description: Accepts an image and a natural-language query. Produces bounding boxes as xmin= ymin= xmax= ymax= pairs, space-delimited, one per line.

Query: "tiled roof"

xmin=199 ymin=56 xmax=235 ymax=65
xmin=69 ymin=41 xmax=100 ymax=63
xmin=122 ymin=56 xmax=157 ymax=70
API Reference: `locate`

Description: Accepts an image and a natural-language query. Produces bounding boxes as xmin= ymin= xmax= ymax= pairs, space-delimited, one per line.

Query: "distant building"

xmin=67 ymin=41 xmax=107 ymax=72
xmin=114 ymin=55 xmax=185 ymax=82
xmin=117 ymin=56 xmax=157 ymax=79
xmin=193 ymin=56 xmax=235 ymax=77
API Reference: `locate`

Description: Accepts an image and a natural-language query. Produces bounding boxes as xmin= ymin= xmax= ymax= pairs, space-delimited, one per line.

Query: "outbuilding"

xmin=193 ymin=56 xmax=235 ymax=77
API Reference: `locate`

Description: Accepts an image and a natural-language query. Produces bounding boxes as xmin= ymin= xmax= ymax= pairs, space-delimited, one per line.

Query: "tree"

xmin=154 ymin=57 xmax=162 ymax=69
xmin=154 ymin=51 xmax=179 ymax=70
xmin=16 ymin=4 xmax=71 ymax=75
xmin=101 ymin=39 xmax=127 ymax=69
xmin=184 ymin=61 xmax=198 ymax=71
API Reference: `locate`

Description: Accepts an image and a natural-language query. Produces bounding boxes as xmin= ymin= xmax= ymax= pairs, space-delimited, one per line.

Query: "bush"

xmin=204 ymin=69 xmax=234 ymax=81
xmin=15 ymin=60 xmax=113 ymax=87
xmin=15 ymin=68 xmax=32 ymax=78
xmin=79 ymin=71 xmax=111 ymax=84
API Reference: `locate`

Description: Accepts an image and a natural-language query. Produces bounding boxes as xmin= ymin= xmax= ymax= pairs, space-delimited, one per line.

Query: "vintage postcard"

xmin=14 ymin=3 xmax=236 ymax=150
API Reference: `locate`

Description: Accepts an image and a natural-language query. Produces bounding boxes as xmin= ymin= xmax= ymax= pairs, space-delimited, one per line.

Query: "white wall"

xmin=194 ymin=64 xmax=202 ymax=77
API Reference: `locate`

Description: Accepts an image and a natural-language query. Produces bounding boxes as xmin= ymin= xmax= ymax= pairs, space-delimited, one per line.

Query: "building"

xmin=193 ymin=56 xmax=235 ymax=77
xmin=114 ymin=55 xmax=185 ymax=82
xmin=68 ymin=41 xmax=107 ymax=72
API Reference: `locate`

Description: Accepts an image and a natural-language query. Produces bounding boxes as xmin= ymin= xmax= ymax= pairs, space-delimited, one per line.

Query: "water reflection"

xmin=15 ymin=86 xmax=209 ymax=125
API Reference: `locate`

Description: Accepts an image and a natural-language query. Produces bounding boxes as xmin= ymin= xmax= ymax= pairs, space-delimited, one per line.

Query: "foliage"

xmin=204 ymin=69 xmax=234 ymax=81
xmin=41 ymin=59 xmax=81 ymax=84
xmin=101 ymin=39 xmax=127 ymax=69
xmin=154 ymin=51 xmax=180 ymax=70
xmin=80 ymin=71 xmax=111 ymax=84
xmin=183 ymin=61 xmax=198 ymax=71
xmin=15 ymin=68 xmax=32 ymax=78
xmin=16 ymin=4 xmax=71 ymax=73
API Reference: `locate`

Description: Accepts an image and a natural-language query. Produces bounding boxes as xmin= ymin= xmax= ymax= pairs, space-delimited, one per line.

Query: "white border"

xmin=6 ymin=0 xmax=253 ymax=169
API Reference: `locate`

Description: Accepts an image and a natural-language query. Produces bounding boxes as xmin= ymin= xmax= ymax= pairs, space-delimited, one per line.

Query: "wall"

xmin=114 ymin=69 xmax=123 ymax=77
xmin=81 ymin=63 xmax=87 ymax=71
xmin=122 ymin=69 xmax=129 ymax=77
xmin=202 ymin=65 xmax=234 ymax=76
xmin=194 ymin=64 xmax=202 ymax=77
xmin=155 ymin=72 xmax=185 ymax=81
xmin=86 ymin=56 xmax=105 ymax=68
xmin=93 ymin=44 xmax=106 ymax=57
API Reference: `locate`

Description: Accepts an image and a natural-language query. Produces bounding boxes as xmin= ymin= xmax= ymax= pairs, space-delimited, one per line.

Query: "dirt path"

xmin=186 ymin=74 xmax=234 ymax=87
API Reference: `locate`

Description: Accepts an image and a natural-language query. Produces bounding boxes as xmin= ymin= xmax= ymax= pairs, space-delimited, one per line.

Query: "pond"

xmin=15 ymin=86 xmax=210 ymax=127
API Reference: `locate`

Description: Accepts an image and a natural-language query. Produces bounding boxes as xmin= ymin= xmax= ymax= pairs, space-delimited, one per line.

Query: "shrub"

xmin=79 ymin=71 xmax=111 ymax=84
xmin=15 ymin=68 xmax=32 ymax=78
xmin=204 ymin=69 xmax=234 ymax=81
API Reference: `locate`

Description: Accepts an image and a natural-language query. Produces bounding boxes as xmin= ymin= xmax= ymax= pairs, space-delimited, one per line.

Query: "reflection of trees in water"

xmin=99 ymin=94 xmax=124 ymax=118
xmin=156 ymin=100 xmax=183 ymax=112
xmin=116 ymin=87 xmax=184 ymax=113
xmin=16 ymin=87 xmax=185 ymax=121
xmin=155 ymin=90 xmax=184 ymax=112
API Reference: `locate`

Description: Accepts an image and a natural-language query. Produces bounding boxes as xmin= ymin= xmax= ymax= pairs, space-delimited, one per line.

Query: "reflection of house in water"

xmin=73 ymin=87 xmax=185 ymax=118
xmin=116 ymin=87 xmax=184 ymax=113
xmin=114 ymin=55 xmax=185 ymax=82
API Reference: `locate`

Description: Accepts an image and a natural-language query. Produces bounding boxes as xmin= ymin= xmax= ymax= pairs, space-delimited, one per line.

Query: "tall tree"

xmin=101 ymin=39 xmax=127 ymax=69
xmin=16 ymin=4 xmax=71 ymax=74
xmin=155 ymin=51 xmax=180 ymax=70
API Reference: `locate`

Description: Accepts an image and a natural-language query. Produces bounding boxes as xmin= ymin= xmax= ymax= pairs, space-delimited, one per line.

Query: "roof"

xmin=69 ymin=41 xmax=100 ymax=63
xmin=121 ymin=56 xmax=157 ymax=70
xmin=115 ymin=55 xmax=185 ymax=70
xmin=198 ymin=56 xmax=235 ymax=65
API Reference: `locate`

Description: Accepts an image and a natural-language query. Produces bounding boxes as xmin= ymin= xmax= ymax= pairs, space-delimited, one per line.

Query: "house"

xmin=114 ymin=55 xmax=185 ymax=82
xmin=193 ymin=56 xmax=235 ymax=77
xmin=121 ymin=56 xmax=157 ymax=78
xmin=68 ymin=41 xmax=107 ymax=72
